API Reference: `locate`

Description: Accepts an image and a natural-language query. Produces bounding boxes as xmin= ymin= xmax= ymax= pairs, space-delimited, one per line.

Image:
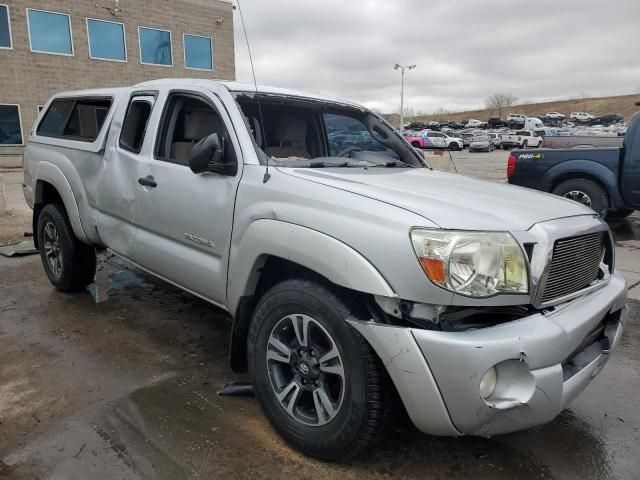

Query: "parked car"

xmin=487 ymin=132 xmax=502 ymax=148
xmin=501 ymin=130 xmax=543 ymax=149
xmin=459 ymin=131 xmax=475 ymax=147
xmin=488 ymin=117 xmax=506 ymax=128
xmin=404 ymin=131 xmax=429 ymax=149
xmin=404 ymin=130 xmax=462 ymax=150
xmin=533 ymin=128 xmax=556 ymax=138
xmin=546 ymin=112 xmax=565 ymax=120
xmin=506 ymin=113 xmax=526 ymax=123
xmin=23 ymin=79 xmax=627 ymax=460
xmin=469 ymin=134 xmax=494 ymax=152
xmin=465 ymin=119 xmax=486 ymax=128
xmin=570 ymin=112 xmax=595 ymax=123
xmin=508 ymin=112 xmax=639 ymax=218
xmin=591 ymin=114 xmax=624 ymax=126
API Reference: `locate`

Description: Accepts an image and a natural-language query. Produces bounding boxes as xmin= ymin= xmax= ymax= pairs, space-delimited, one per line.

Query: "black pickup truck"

xmin=507 ymin=110 xmax=639 ymax=218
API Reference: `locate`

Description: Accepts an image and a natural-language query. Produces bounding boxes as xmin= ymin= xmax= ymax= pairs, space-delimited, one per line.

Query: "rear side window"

xmin=119 ymin=100 xmax=152 ymax=153
xmin=37 ymin=98 xmax=112 ymax=141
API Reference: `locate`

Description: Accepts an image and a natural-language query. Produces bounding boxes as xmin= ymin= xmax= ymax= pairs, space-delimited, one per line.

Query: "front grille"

xmin=541 ymin=232 xmax=604 ymax=303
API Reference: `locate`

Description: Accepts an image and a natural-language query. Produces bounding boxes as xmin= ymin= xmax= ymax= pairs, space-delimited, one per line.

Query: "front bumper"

xmin=350 ymin=271 xmax=627 ymax=437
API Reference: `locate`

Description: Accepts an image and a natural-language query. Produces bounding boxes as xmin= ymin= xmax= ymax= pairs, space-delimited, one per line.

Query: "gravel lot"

xmin=1 ymin=153 xmax=639 ymax=479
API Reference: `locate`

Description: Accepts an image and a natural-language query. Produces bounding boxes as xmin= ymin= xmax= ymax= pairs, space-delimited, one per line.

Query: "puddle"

xmin=88 ymin=254 xmax=157 ymax=304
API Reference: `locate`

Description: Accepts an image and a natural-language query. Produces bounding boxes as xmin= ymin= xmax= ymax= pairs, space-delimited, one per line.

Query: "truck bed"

xmin=507 ymin=147 xmax=621 ymax=192
xmin=541 ymin=136 xmax=623 ymax=149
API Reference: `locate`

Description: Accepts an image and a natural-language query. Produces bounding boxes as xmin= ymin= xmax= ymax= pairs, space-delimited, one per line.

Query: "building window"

xmin=37 ymin=98 xmax=112 ymax=142
xmin=86 ymin=18 xmax=126 ymax=62
xmin=26 ymin=9 xmax=73 ymax=56
xmin=183 ymin=34 xmax=213 ymax=70
xmin=0 ymin=4 xmax=12 ymax=49
xmin=138 ymin=26 xmax=172 ymax=66
xmin=0 ymin=104 xmax=23 ymax=146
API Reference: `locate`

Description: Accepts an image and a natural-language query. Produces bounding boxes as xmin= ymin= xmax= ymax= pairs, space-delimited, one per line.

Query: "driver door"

xmin=132 ymin=87 xmax=242 ymax=305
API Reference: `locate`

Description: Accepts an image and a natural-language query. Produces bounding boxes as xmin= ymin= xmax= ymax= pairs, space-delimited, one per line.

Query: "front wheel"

xmin=37 ymin=204 xmax=96 ymax=292
xmin=552 ymin=178 xmax=609 ymax=217
xmin=449 ymin=142 xmax=460 ymax=151
xmin=248 ymin=278 xmax=393 ymax=460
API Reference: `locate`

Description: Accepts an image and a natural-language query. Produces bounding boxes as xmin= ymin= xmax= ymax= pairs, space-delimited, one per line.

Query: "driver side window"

xmin=323 ymin=113 xmax=389 ymax=157
xmin=155 ymin=93 xmax=236 ymax=167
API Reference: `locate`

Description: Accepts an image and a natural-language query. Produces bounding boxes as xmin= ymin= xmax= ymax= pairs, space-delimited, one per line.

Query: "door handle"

xmin=138 ymin=176 xmax=157 ymax=188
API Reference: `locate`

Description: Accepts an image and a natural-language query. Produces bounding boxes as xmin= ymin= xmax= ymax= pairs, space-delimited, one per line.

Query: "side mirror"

xmin=189 ymin=133 xmax=237 ymax=176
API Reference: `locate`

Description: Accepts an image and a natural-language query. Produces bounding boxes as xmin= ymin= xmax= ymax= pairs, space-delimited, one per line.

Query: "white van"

xmin=524 ymin=117 xmax=544 ymax=130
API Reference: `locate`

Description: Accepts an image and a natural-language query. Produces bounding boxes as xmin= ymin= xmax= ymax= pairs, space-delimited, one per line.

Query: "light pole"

xmin=394 ymin=63 xmax=416 ymax=132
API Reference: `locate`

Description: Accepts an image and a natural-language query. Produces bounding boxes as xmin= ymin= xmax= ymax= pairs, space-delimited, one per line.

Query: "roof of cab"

xmin=52 ymin=87 xmax=129 ymax=98
xmin=133 ymin=78 xmax=361 ymax=108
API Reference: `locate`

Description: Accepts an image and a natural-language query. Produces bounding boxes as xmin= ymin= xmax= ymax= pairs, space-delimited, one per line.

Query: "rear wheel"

xmin=411 ymin=141 xmax=420 ymax=148
xmin=449 ymin=142 xmax=460 ymax=151
xmin=37 ymin=204 xmax=96 ymax=292
xmin=248 ymin=278 xmax=393 ymax=460
xmin=552 ymin=178 xmax=609 ymax=217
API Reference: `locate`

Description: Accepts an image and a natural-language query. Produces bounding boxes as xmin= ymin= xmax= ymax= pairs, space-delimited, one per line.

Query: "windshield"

xmin=235 ymin=93 xmax=425 ymax=168
xmin=473 ymin=135 xmax=490 ymax=141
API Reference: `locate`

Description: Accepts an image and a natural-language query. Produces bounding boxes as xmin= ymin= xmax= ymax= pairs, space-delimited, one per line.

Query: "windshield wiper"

xmin=308 ymin=161 xmax=349 ymax=168
xmin=372 ymin=161 xmax=413 ymax=168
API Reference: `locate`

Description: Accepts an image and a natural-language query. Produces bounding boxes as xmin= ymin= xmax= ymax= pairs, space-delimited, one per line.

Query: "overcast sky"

xmin=232 ymin=0 xmax=640 ymax=114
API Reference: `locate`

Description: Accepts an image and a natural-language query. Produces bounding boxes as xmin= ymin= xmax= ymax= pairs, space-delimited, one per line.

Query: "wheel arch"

xmin=227 ymin=220 xmax=397 ymax=372
xmin=32 ymin=163 xmax=89 ymax=248
xmin=546 ymin=162 xmax=623 ymax=208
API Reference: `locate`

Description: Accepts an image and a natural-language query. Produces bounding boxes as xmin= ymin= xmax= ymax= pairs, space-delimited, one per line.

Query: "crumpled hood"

xmin=280 ymin=167 xmax=594 ymax=231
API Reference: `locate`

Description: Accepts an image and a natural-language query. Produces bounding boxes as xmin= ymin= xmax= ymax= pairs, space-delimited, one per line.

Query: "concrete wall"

xmin=0 ymin=0 xmax=235 ymax=156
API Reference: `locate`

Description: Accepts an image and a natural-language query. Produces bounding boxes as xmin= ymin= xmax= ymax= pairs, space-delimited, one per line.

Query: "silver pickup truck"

xmin=23 ymin=79 xmax=627 ymax=460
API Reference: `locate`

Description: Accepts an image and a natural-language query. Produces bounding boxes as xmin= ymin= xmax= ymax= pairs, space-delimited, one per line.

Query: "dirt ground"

xmin=0 ymin=170 xmax=31 ymax=247
xmin=1 ymin=157 xmax=639 ymax=479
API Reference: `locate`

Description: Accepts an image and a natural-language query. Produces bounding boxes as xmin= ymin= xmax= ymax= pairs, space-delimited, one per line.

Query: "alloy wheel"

xmin=43 ymin=221 xmax=62 ymax=277
xmin=266 ymin=314 xmax=345 ymax=426
xmin=564 ymin=190 xmax=592 ymax=207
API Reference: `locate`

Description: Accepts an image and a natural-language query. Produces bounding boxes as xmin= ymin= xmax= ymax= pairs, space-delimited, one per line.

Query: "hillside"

xmin=407 ymin=94 xmax=639 ymax=124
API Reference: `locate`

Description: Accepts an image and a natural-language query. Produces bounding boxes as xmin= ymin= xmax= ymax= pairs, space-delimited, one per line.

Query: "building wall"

xmin=0 ymin=0 xmax=235 ymax=159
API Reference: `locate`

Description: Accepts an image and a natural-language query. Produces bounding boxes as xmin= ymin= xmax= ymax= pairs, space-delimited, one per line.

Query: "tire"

xmin=552 ymin=179 xmax=609 ymax=217
xmin=449 ymin=142 xmax=460 ymax=151
xmin=503 ymin=145 xmax=509 ymax=150
xmin=607 ymin=209 xmax=634 ymax=220
xmin=522 ymin=140 xmax=528 ymax=148
xmin=248 ymin=278 xmax=393 ymax=460
xmin=37 ymin=203 xmax=96 ymax=292
xmin=411 ymin=141 xmax=420 ymax=148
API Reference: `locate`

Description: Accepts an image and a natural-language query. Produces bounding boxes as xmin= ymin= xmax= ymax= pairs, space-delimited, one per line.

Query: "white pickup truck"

xmin=22 ymin=79 xmax=627 ymax=459
xmin=500 ymin=129 xmax=543 ymax=150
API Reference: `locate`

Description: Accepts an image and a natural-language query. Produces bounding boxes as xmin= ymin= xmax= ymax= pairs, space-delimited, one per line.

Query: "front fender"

xmin=226 ymin=219 xmax=396 ymax=315
xmin=34 ymin=162 xmax=89 ymax=243
xmin=543 ymin=160 xmax=623 ymax=207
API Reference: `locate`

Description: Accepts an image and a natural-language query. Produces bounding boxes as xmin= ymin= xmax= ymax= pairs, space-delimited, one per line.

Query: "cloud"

xmin=233 ymin=0 xmax=640 ymax=113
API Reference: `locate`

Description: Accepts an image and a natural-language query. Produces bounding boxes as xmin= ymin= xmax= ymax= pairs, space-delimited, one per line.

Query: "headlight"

xmin=410 ymin=229 xmax=529 ymax=297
